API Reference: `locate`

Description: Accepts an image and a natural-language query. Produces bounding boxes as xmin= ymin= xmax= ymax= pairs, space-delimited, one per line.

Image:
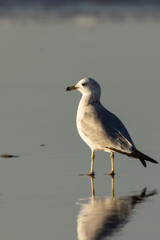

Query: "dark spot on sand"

xmin=1 ymin=154 xmax=19 ymax=158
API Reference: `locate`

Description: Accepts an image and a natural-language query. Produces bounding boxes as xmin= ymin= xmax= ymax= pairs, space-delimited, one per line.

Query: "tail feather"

xmin=129 ymin=148 xmax=158 ymax=167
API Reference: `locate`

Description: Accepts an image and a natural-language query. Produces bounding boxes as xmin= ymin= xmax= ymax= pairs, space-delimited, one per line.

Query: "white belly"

xmin=76 ymin=118 xmax=111 ymax=152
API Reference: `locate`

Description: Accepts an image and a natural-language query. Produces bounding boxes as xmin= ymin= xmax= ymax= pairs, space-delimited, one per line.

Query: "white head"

xmin=66 ymin=78 xmax=101 ymax=102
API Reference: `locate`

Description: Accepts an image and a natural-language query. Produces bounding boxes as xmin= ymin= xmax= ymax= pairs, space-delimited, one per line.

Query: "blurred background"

xmin=0 ymin=0 xmax=160 ymax=156
xmin=0 ymin=1 xmax=160 ymax=240
xmin=0 ymin=0 xmax=160 ymax=19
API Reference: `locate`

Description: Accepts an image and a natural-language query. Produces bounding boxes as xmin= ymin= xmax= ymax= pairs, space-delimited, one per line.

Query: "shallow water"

xmin=0 ymin=14 xmax=160 ymax=240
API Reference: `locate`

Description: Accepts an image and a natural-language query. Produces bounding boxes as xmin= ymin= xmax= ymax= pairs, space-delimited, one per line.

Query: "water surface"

xmin=0 ymin=13 xmax=159 ymax=240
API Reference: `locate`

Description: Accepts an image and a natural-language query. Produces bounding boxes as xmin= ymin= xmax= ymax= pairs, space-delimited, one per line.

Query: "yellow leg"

xmin=109 ymin=152 xmax=115 ymax=176
xmin=88 ymin=151 xmax=95 ymax=176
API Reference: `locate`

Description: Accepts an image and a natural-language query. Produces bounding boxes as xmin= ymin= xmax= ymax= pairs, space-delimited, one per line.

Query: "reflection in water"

xmin=77 ymin=176 xmax=157 ymax=240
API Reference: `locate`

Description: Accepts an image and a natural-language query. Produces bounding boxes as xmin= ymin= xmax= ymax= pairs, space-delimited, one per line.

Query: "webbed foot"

xmin=88 ymin=171 xmax=95 ymax=177
xmin=108 ymin=170 xmax=115 ymax=176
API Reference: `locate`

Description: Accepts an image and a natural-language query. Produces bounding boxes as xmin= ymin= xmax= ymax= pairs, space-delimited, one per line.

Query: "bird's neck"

xmin=81 ymin=93 xmax=100 ymax=105
xmin=77 ymin=93 xmax=101 ymax=121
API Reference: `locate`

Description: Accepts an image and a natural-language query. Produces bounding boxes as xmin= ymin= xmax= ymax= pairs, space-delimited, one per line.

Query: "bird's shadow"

xmin=76 ymin=175 xmax=157 ymax=240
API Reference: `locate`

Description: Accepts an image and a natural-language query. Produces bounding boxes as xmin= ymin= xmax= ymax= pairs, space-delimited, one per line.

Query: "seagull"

xmin=66 ymin=78 xmax=158 ymax=176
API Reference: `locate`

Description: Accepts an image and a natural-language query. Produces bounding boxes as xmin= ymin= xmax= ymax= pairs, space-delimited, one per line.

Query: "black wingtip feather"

xmin=140 ymin=158 xmax=147 ymax=167
xmin=131 ymin=148 xmax=158 ymax=167
xmin=108 ymin=147 xmax=158 ymax=167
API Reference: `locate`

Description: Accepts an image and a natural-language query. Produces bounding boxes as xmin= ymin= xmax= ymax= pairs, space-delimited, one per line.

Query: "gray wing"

xmin=80 ymin=103 xmax=135 ymax=153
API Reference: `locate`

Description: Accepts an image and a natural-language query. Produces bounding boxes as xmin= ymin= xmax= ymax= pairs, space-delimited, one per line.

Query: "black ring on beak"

xmin=65 ymin=86 xmax=77 ymax=91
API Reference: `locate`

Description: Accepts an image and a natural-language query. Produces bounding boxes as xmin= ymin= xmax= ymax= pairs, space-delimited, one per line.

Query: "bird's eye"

xmin=82 ymin=83 xmax=87 ymax=86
